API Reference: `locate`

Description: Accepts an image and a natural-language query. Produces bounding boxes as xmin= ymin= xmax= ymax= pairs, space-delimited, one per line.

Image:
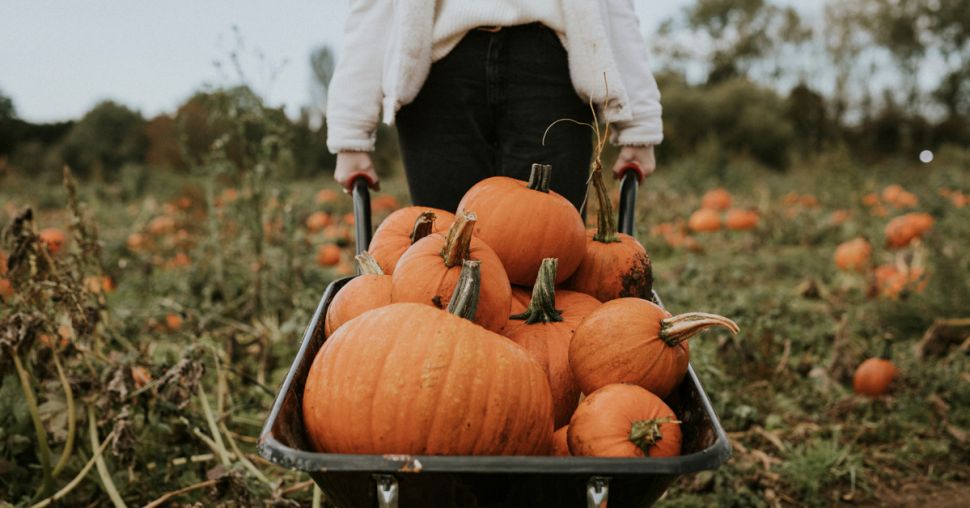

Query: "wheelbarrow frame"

xmin=259 ymin=172 xmax=731 ymax=507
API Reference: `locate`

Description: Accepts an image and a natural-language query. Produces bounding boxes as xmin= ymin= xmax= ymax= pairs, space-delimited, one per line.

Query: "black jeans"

xmin=396 ymin=23 xmax=594 ymax=212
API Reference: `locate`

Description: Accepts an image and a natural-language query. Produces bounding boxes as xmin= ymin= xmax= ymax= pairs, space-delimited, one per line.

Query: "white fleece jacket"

xmin=326 ymin=0 xmax=663 ymax=153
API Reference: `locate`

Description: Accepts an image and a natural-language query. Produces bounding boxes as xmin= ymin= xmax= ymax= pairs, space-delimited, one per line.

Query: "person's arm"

xmin=604 ymin=0 xmax=662 ymax=180
xmin=327 ymin=0 xmax=393 ymax=189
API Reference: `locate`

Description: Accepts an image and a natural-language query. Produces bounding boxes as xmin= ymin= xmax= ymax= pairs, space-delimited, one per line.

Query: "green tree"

xmin=58 ymin=101 xmax=146 ymax=178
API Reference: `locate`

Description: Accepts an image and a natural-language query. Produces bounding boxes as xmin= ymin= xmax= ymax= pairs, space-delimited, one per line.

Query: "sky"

xmin=1 ymin=0 xmax=817 ymax=123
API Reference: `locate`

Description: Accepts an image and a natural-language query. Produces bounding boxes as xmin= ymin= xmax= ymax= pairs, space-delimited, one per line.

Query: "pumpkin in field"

xmin=833 ymin=238 xmax=872 ymax=272
xmin=147 ymin=216 xmax=176 ymax=236
xmin=552 ymin=426 xmax=570 ymax=456
xmin=324 ymin=252 xmax=393 ymax=337
xmin=392 ymin=212 xmax=512 ymax=333
xmin=503 ymin=259 xmax=601 ymax=427
xmin=0 ymin=278 xmax=12 ymax=300
xmin=303 ymin=261 xmax=554 ymax=455
xmin=568 ymin=384 xmax=681 ymax=458
xmin=853 ymin=341 xmax=898 ymax=397
xmin=565 ymin=168 xmax=652 ymax=301
xmin=701 ymin=188 xmax=732 ymax=210
xmin=165 ymin=313 xmax=183 ymax=332
xmin=570 ymin=298 xmax=739 ymax=398
xmin=724 ymin=209 xmax=760 ymax=231
xmin=688 ymin=209 xmax=720 ymax=233
xmin=456 ymin=163 xmax=586 ymax=286
xmin=885 ymin=212 xmax=934 ymax=248
xmin=314 ymin=188 xmax=339 ymax=204
xmin=315 ymin=244 xmax=342 ymax=267
xmin=305 ymin=211 xmax=332 ymax=232
xmin=871 ymin=264 xmax=926 ymax=299
xmin=368 ymin=206 xmax=455 ymax=274
xmin=39 ymin=228 xmax=67 ymax=255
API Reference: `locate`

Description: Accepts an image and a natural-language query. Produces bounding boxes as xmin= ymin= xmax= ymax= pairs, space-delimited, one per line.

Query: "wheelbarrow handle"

xmin=351 ymin=177 xmax=373 ymax=255
xmin=617 ymin=164 xmax=639 ymax=237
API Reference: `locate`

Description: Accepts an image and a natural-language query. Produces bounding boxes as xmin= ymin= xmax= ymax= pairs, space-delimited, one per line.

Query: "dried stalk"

xmin=29 ymin=429 xmax=117 ymax=508
xmin=87 ymin=404 xmax=126 ymax=507
xmin=51 ymin=350 xmax=76 ymax=478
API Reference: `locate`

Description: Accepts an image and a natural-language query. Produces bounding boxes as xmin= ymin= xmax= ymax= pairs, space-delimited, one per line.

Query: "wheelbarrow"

xmin=258 ymin=169 xmax=731 ymax=507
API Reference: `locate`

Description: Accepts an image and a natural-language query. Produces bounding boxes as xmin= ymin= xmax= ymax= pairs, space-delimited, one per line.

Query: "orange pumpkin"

xmin=688 ymin=209 xmax=721 ymax=233
xmin=701 ymin=188 xmax=732 ymax=210
xmin=568 ymin=384 xmax=681 ymax=458
xmin=303 ymin=261 xmax=553 ymax=455
xmin=165 ymin=313 xmax=183 ymax=332
xmin=885 ymin=212 xmax=934 ymax=248
xmin=552 ymin=426 xmax=570 ymax=456
xmin=314 ymin=188 xmax=339 ymax=204
xmin=392 ymin=212 xmax=512 ymax=333
xmin=853 ymin=341 xmax=898 ymax=397
xmin=872 ymin=264 xmax=926 ymax=299
xmin=0 ymin=250 xmax=7 ymax=276
xmin=0 ymin=278 xmax=12 ymax=300
xmin=315 ymin=244 xmax=342 ymax=267
xmin=829 ymin=209 xmax=851 ymax=226
xmin=503 ymin=259 xmax=601 ymax=427
xmin=39 ymin=228 xmax=67 ymax=255
xmin=833 ymin=238 xmax=872 ymax=272
xmin=147 ymin=216 xmax=176 ymax=236
xmin=724 ymin=209 xmax=760 ymax=231
xmin=565 ymin=169 xmax=652 ymax=301
xmin=570 ymin=298 xmax=739 ymax=398
xmin=305 ymin=211 xmax=332 ymax=232
xmin=324 ymin=252 xmax=393 ymax=337
xmin=456 ymin=163 xmax=586 ymax=285
xmin=368 ymin=206 xmax=455 ymax=274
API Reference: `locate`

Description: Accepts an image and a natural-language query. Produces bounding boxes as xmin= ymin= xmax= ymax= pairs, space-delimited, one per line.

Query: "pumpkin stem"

xmin=590 ymin=165 xmax=619 ymax=243
xmin=879 ymin=337 xmax=893 ymax=360
xmin=660 ymin=313 xmax=740 ymax=347
xmin=629 ymin=417 xmax=679 ymax=454
xmin=440 ymin=212 xmax=476 ymax=268
xmin=410 ymin=212 xmax=436 ymax=244
xmin=510 ymin=258 xmax=564 ymax=324
xmin=447 ymin=260 xmax=481 ymax=321
xmin=354 ymin=251 xmax=384 ymax=275
xmin=526 ymin=163 xmax=553 ymax=193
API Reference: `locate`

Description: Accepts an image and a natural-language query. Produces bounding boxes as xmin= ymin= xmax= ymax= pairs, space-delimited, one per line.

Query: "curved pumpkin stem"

xmin=440 ymin=212 xmax=476 ymax=268
xmin=354 ymin=251 xmax=384 ymax=276
xmin=590 ymin=165 xmax=619 ymax=243
xmin=629 ymin=417 xmax=679 ymax=454
xmin=526 ymin=163 xmax=553 ymax=193
xmin=660 ymin=313 xmax=740 ymax=347
xmin=447 ymin=260 xmax=481 ymax=321
xmin=410 ymin=211 xmax=436 ymax=245
xmin=510 ymin=258 xmax=563 ymax=324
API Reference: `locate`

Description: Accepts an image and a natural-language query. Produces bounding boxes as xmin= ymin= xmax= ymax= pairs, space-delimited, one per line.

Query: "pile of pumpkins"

xmin=303 ymin=164 xmax=739 ymax=458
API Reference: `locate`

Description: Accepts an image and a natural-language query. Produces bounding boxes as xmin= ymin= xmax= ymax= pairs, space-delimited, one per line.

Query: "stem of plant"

xmin=590 ymin=165 xmax=619 ymax=243
xmin=51 ymin=350 xmax=76 ymax=479
xmin=11 ymin=350 xmax=54 ymax=498
xmin=29 ymin=429 xmax=116 ymax=508
xmin=510 ymin=258 xmax=563 ymax=324
xmin=87 ymin=404 xmax=127 ymax=508
xmin=197 ymin=383 xmax=232 ymax=466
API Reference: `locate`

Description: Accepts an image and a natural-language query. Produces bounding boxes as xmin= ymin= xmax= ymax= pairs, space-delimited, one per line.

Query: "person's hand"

xmin=334 ymin=151 xmax=380 ymax=192
xmin=611 ymin=146 xmax=656 ymax=182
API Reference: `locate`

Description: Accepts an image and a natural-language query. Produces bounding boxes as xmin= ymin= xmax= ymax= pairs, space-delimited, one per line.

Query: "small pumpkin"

xmin=565 ymin=168 xmax=652 ymax=301
xmin=165 ymin=313 xmax=183 ymax=332
xmin=552 ymin=426 xmax=570 ymax=456
xmin=303 ymin=261 xmax=554 ymax=455
xmin=833 ymin=238 xmax=872 ymax=272
xmin=324 ymin=252 xmax=393 ymax=337
xmin=570 ymin=298 xmax=739 ymax=398
xmin=853 ymin=340 xmax=898 ymax=397
xmin=39 ymin=228 xmax=67 ymax=255
xmin=314 ymin=188 xmax=339 ymax=204
xmin=701 ymin=188 xmax=732 ymax=210
xmin=368 ymin=207 xmax=455 ymax=274
xmin=688 ymin=209 xmax=720 ymax=233
xmin=305 ymin=211 xmax=332 ymax=232
xmin=724 ymin=209 xmax=760 ymax=231
xmin=568 ymin=384 xmax=681 ymax=458
xmin=871 ymin=263 xmax=926 ymax=299
xmin=457 ymin=163 xmax=586 ymax=285
xmin=0 ymin=278 xmax=12 ymax=300
xmin=392 ymin=212 xmax=512 ymax=333
xmin=316 ymin=244 xmax=342 ymax=267
xmin=885 ymin=212 xmax=934 ymax=248
xmin=503 ymin=259 xmax=601 ymax=427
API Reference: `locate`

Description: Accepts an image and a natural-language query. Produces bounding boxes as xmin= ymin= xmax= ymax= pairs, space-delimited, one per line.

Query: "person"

xmin=327 ymin=0 xmax=663 ymax=212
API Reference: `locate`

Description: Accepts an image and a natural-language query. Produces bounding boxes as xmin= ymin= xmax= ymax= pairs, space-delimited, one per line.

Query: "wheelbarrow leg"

xmin=587 ymin=476 xmax=610 ymax=508
xmin=373 ymin=474 xmax=399 ymax=508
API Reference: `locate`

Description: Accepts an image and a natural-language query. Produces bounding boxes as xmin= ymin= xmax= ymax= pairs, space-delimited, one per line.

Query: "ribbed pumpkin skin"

xmin=323 ymin=274 xmax=393 ymax=336
xmin=568 ymin=384 xmax=681 ymax=458
xmin=570 ymin=298 xmax=688 ymax=399
xmin=552 ymin=426 xmax=570 ymax=456
xmin=503 ymin=290 xmax=601 ymax=427
xmin=565 ymin=232 xmax=652 ymax=301
xmin=457 ymin=177 xmax=586 ymax=285
xmin=303 ymin=303 xmax=554 ymax=455
xmin=391 ymin=234 xmax=511 ymax=333
xmin=368 ymin=207 xmax=455 ymax=274
xmin=509 ymin=286 xmax=532 ymax=315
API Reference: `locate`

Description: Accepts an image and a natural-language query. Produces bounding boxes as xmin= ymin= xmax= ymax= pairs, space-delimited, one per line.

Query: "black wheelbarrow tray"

xmin=259 ymin=172 xmax=731 ymax=508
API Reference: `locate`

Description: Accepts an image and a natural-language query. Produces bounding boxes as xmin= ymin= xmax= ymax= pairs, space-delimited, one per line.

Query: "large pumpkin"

xmin=568 ymin=383 xmax=681 ymax=458
xmin=885 ymin=212 xmax=934 ymax=249
xmin=503 ymin=259 xmax=601 ymax=427
xmin=456 ymin=163 xmax=586 ymax=285
xmin=565 ymin=168 xmax=652 ymax=301
xmin=368 ymin=207 xmax=455 ymax=274
xmin=303 ymin=261 xmax=554 ymax=455
xmin=392 ymin=212 xmax=512 ymax=333
xmin=570 ymin=298 xmax=739 ymax=398
xmin=324 ymin=252 xmax=393 ymax=337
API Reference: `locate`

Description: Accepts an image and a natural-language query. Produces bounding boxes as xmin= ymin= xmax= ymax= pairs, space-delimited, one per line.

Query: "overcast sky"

xmin=1 ymin=0 xmax=818 ymax=123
